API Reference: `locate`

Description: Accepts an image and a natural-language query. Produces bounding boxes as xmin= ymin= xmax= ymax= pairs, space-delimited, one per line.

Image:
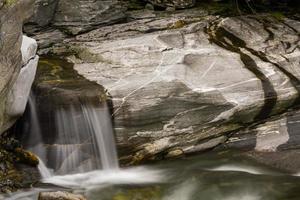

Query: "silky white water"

xmin=37 ymin=157 xmax=52 ymax=179
xmin=24 ymin=93 xmax=119 ymax=176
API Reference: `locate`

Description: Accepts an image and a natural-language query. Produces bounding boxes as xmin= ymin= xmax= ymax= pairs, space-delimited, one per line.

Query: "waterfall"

xmin=20 ymin=92 xmax=119 ymax=176
xmin=27 ymin=93 xmax=47 ymax=162
xmin=37 ymin=157 xmax=52 ymax=179
xmin=53 ymin=103 xmax=119 ymax=174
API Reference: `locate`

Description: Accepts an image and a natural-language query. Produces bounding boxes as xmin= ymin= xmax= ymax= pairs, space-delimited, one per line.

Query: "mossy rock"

xmin=0 ymin=136 xmax=40 ymax=193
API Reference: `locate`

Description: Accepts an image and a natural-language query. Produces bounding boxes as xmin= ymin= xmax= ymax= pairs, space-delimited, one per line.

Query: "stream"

xmin=3 ymin=150 xmax=300 ymax=200
xmin=3 ymin=58 xmax=300 ymax=200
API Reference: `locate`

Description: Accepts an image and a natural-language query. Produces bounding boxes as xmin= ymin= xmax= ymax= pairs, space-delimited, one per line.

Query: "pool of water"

xmin=3 ymin=150 xmax=300 ymax=200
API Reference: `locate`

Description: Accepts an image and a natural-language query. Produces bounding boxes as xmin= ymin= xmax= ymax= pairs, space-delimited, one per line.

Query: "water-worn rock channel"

xmin=1 ymin=0 xmax=300 ymax=199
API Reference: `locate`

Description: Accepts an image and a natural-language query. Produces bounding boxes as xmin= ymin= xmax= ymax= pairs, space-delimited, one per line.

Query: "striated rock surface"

xmin=223 ymin=108 xmax=300 ymax=172
xmin=147 ymin=0 xmax=195 ymax=9
xmin=0 ymin=0 xmax=38 ymax=134
xmin=25 ymin=0 xmax=127 ymax=35
xmin=0 ymin=0 xmax=40 ymax=193
xmin=26 ymin=3 xmax=300 ymax=166
xmin=5 ymin=36 xmax=39 ymax=131
xmin=28 ymin=0 xmax=59 ymax=27
xmin=63 ymin=12 xmax=300 ymax=163
xmin=53 ymin=0 xmax=127 ymax=35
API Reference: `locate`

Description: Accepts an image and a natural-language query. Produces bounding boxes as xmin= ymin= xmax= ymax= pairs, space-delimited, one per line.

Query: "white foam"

xmin=37 ymin=157 xmax=52 ymax=179
xmin=43 ymin=167 xmax=165 ymax=189
xmin=207 ymin=165 xmax=263 ymax=175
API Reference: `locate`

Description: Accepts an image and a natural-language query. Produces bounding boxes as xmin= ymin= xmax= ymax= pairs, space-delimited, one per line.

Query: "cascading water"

xmin=23 ymin=93 xmax=119 ymax=176
xmin=12 ymin=57 xmax=120 ymax=178
xmin=52 ymin=102 xmax=119 ymax=174
xmin=37 ymin=157 xmax=52 ymax=179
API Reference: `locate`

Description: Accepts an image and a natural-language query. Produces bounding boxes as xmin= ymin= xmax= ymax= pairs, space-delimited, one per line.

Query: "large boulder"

xmin=5 ymin=36 xmax=39 ymax=131
xmin=52 ymin=0 xmax=127 ymax=35
xmin=28 ymin=0 xmax=59 ymax=27
xmin=0 ymin=0 xmax=38 ymax=134
xmin=63 ymin=12 xmax=300 ymax=163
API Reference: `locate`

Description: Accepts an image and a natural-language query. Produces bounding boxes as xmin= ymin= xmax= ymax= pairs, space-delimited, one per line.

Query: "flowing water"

xmin=20 ymin=93 xmax=118 ymax=175
xmin=5 ymin=58 xmax=300 ymax=200
xmin=3 ymin=151 xmax=300 ymax=200
xmin=14 ymin=58 xmax=119 ymax=176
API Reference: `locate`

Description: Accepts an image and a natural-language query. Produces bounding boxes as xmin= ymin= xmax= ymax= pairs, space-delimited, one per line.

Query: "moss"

xmin=4 ymin=0 xmax=18 ymax=6
xmin=270 ymin=12 xmax=285 ymax=21
xmin=0 ymin=136 xmax=39 ymax=193
xmin=68 ymin=46 xmax=108 ymax=63
xmin=14 ymin=148 xmax=39 ymax=166
xmin=169 ymin=20 xmax=186 ymax=29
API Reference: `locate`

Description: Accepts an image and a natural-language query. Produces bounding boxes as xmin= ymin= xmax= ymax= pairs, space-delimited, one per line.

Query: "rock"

xmin=28 ymin=0 xmax=59 ymax=27
xmin=20 ymin=35 xmax=38 ymax=63
xmin=0 ymin=136 xmax=40 ymax=193
xmin=0 ymin=0 xmax=40 ymax=193
xmin=0 ymin=0 xmax=37 ymax=134
xmin=52 ymin=0 xmax=127 ymax=35
xmin=24 ymin=4 xmax=300 ymax=164
xmin=64 ymin=13 xmax=300 ymax=163
xmin=38 ymin=191 xmax=86 ymax=200
xmin=5 ymin=36 xmax=39 ymax=130
xmin=147 ymin=0 xmax=195 ymax=9
xmin=16 ymin=57 xmax=108 ymax=173
xmin=220 ymin=106 xmax=300 ymax=172
xmin=27 ymin=28 xmax=66 ymax=55
xmin=165 ymin=148 xmax=184 ymax=158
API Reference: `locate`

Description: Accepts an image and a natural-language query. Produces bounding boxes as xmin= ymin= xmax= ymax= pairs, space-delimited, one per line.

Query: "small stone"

xmin=165 ymin=149 xmax=184 ymax=158
xmin=145 ymin=3 xmax=154 ymax=10
xmin=14 ymin=148 xmax=39 ymax=166
xmin=166 ymin=6 xmax=176 ymax=11
xmin=38 ymin=191 xmax=87 ymax=200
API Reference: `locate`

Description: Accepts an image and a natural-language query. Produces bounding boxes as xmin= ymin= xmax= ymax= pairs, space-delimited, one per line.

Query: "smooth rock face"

xmin=0 ymin=0 xmax=36 ymax=134
xmin=4 ymin=36 xmax=39 ymax=131
xmin=26 ymin=3 xmax=300 ymax=165
xmin=5 ymin=54 xmax=39 ymax=129
xmin=67 ymin=13 xmax=300 ymax=162
xmin=28 ymin=0 xmax=59 ymax=27
xmin=52 ymin=0 xmax=127 ymax=35
xmin=20 ymin=35 xmax=38 ymax=64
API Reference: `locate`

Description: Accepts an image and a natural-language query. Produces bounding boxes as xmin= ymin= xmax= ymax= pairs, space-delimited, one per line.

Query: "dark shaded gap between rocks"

xmin=226 ymin=17 xmax=300 ymax=106
xmin=205 ymin=24 xmax=278 ymax=121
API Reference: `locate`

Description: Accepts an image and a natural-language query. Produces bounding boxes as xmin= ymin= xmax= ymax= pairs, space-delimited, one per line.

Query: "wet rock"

xmin=14 ymin=57 xmax=109 ymax=173
xmin=221 ymin=107 xmax=300 ymax=172
xmin=5 ymin=36 xmax=39 ymax=128
xmin=165 ymin=149 xmax=184 ymax=158
xmin=147 ymin=0 xmax=195 ymax=9
xmin=0 ymin=0 xmax=36 ymax=134
xmin=26 ymin=0 xmax=127 ymax=35
xmin=0 ymin=136 xmax=40 ymax=193
xmin=245 ymin=150 xmax=300 ymax=173
xmin=24 ymin=4 xmax=300 ymax=164
xmin=65 ymin=13 xmax=300 ymax=162
xmin=52 ymin=0 xmax=127 ymax=35
xmin=38 ymin=191 xmax=86 ymax=200
xmin=28 ymin=0 xmax=59 ymax=27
